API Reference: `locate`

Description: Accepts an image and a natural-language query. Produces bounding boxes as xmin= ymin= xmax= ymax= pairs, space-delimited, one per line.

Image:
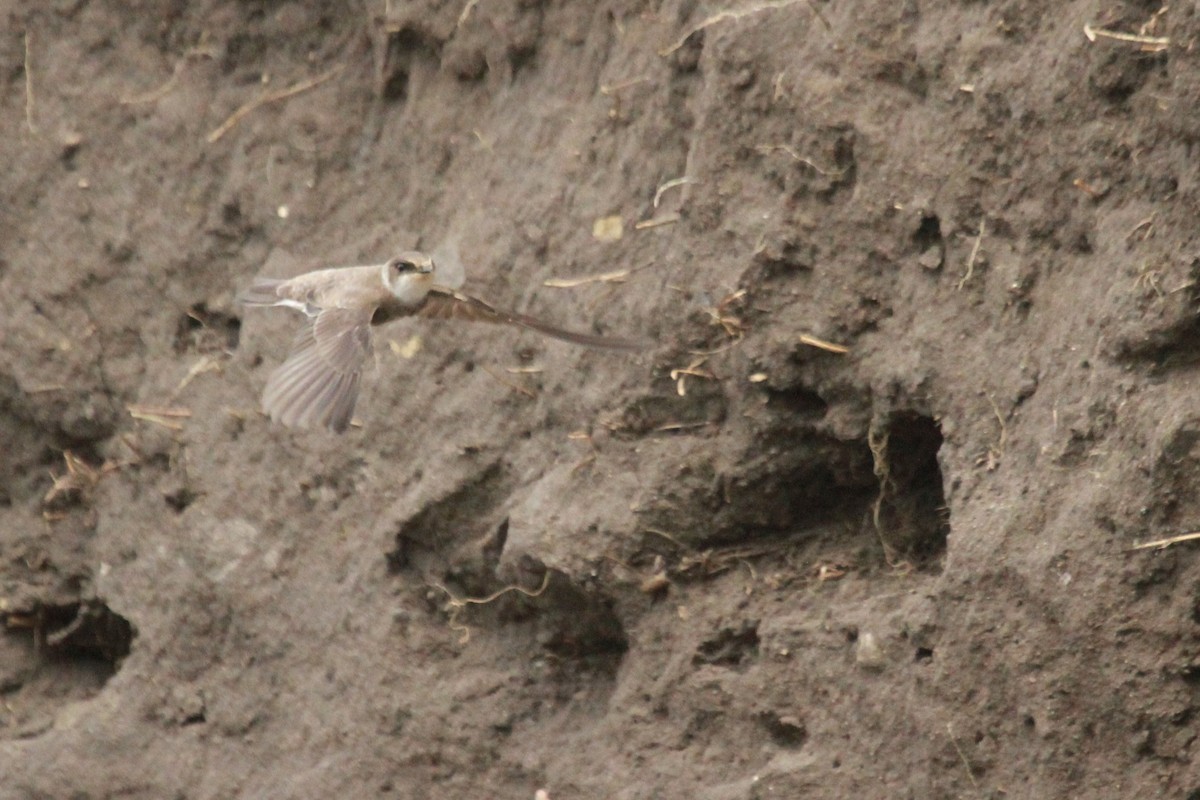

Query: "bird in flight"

xmin=239 ymin=250 xmax=643 ymax=433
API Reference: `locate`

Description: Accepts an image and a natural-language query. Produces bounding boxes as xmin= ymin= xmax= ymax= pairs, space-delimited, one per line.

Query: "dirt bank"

xmin=3 ymin=1 xmax=1199 ymax=797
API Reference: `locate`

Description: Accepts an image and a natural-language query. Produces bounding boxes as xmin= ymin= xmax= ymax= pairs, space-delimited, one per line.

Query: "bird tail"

xmin=238 ymin=278 xmax=287 ymax=306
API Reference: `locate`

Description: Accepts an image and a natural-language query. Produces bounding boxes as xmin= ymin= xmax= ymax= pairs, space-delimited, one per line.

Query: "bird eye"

xmin=390 ymin=259 xmax=412 ymax=275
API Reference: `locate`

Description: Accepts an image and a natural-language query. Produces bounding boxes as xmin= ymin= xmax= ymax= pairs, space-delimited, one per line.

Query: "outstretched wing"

xmin=418 ymin=287 xmax=647 ymax=351
xmin=261 ymin=307 xmax=374 ymax=433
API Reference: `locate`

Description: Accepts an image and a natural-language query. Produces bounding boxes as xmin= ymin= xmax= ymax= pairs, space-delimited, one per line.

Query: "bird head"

xmin=381 ymin=251 xmax=435 ymax=301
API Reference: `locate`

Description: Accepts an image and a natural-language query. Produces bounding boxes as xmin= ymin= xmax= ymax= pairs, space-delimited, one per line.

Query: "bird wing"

xmin=417 ymin=287 xmax=646 ymax=351
xmin=261 ymin=307 xmax=374 ymax=433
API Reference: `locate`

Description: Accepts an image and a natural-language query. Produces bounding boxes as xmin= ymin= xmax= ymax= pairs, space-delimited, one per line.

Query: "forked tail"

xmin=237 ymin=278 xmax=287 ymax=306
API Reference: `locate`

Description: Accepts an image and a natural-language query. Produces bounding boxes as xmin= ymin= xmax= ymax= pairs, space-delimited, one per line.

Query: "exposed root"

xmin=957 ymin=218 xmax=985 ymax=291
xmin=660 ymin=0 xmax=812 ymax=56
xmin=207 ymin=64 xmax=346 ymax=144
xmin=868 ymin=422 xmax=900 ymax=564
xmin=121 ymin=43 xmax=217 ymax=105
xmin=756 ymin=144 xmax=843 ymax=177
xmin=430 ymin=570 xmax=552 ymax=644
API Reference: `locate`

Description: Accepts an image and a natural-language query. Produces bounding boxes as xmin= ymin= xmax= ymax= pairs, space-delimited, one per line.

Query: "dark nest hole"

xmin=377 ymin=27 xmax=441 ymax=102
xmin=3 ymin=600 xmax=135 ymax=692
xmin=693 ymin=620 xmax=759 ymax=669
xmin=174 ymin=302 xmax=240 ymax=355
xmin=869 ymin=412 xmax=949 ymax=562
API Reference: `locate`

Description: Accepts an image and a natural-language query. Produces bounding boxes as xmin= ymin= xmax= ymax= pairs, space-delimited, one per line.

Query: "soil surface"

xmin=2 ymin=0 xmax=1199 ymax=797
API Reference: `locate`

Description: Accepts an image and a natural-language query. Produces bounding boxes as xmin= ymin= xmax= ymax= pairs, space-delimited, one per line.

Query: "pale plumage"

xmin=239 ymin=250 xmax=643 ymax=433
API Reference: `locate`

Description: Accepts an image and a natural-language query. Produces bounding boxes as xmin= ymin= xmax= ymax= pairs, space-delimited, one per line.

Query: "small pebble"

xmin=855 ymin=631 xmax=886 ymax=671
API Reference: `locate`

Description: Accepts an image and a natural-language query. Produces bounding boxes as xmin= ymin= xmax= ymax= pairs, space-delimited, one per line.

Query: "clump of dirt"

xmin=2 ymin=1 xmax=1198 ymax=798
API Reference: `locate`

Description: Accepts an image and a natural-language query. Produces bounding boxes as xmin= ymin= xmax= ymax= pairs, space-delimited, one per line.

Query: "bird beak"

xmin=418 ymin=258 xmax=435 ymax=275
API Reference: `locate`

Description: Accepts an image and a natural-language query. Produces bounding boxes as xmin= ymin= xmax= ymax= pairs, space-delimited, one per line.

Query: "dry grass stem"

xmin=1126 ymin=214 xmax=1155 ymax=242
xmin=1073 ymin=177 xmax=1106 ymax=198
xmin=687 ymin=340 xmax=743 ymax=357
xmin=654 ymin=176 xmax=697 ymax=208
xmin=208 ymin=64 xmax=345 ymax=143
xmin=600 ymin=76 xmax=649 ymax=95
xmin=655 ymin=420 xmax=712 ymax=432
xmin=957 ymin=218 xmax=986 ymax=291
xmin=472 ymin=129 xmax=494 ymax=152
xmin=172 ymin=355 xmax=222 ymax=399
xmin=1130 ymin=531 xmax=1200 ymax=551
xmin=24 ymin=31 xmax=36 ymax=134
xmin=122 ymin=45 xmax=217 ymax=105
xmin=128 ymin=404 xmax=192 ymax=430
xmin=706 ymin=289 xmax=748 ymax=338
xmin=127 ymin=404 xmax=192 ymax=418
xmin=980 ymin=393 xmax=1006 ymax=471
xmin=798 ymin=334 xmax=849 ymax=354
xmin=660 ymin=0 xmax=807 ymax=56
xmin=480 ymin=365 xmax=537 ymax=398
xmin=456 ymin=0 xmax=479 ymax=27
xmin=804 ymin=0 xmax=832 ymax=31
xmin=43 ymin=452 xmax=121 ymax=515
xmin=1083 ymin=23 xmax=1168 ymax=51
xmin=670 ymin=357 xmax=716 ymax=396
xmin=756 ymin=144 xmax=842 ymax=176
xmin=544 ymin=269 xmax=630 ymax=288
xmin=946 ymin=724 xmax=981 ymax=791
xmin=635 ymin=213 xmax=681 ymax=230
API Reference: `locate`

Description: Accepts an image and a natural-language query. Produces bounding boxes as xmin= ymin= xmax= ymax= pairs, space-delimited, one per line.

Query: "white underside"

xmin=274 ymin=298 xmax=314 ymax=315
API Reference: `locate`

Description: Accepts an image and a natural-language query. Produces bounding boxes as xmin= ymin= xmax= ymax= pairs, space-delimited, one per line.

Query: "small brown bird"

xmin=239 ymin=250 xmax=643 ymax=433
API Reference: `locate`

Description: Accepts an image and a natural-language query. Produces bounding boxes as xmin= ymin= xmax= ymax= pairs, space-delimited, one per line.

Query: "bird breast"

xmin=386 ymin=273 xmax=435 ymax=307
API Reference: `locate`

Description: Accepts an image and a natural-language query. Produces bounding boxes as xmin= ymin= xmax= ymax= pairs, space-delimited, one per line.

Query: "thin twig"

xmin=207 ymin=64 xmax=345 ymax=144
xmin=799 ymin=334 xmax=849 ymax=354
